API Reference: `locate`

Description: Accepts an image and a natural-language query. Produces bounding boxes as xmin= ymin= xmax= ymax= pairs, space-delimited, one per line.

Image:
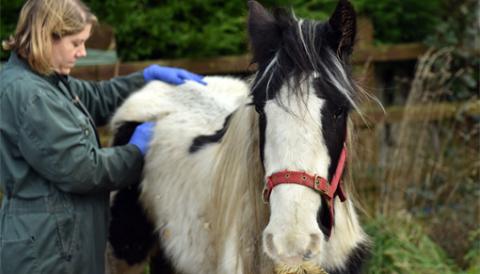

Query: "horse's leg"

xmin=105 ymin=241 xmax=148 ymax=274
xmin=149 ymin=243 xmax=177 ymax=274
xmin=107 ymin=122 xmax=157 ymax=273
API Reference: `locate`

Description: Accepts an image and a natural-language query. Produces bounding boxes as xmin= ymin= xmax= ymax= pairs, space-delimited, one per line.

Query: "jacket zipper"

xmin=56 ymin=75 xmax=102 ymax=147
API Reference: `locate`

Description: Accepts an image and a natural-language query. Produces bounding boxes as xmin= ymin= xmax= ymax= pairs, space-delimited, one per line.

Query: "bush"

xmin=84 ymin=0 xmax=249 ymax=61
xmin=355 ymin=0 xmax=442 ymax=44
xmin=464 ymin=229 xmax=480 ymax=273
xmin=0 ymin=0 xmax=25 ymax=61
xmin=365 ymin=215 xmax=460 ymax=274
xmin=1 ymin=0 xmax=446 ymax=62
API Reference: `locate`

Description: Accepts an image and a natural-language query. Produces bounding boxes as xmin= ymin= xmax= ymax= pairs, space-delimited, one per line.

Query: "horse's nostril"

xmin=304 ymin=233 xmax=322 ymax=259
xmin=303 ymin=249 xmax=313 ymax=261
xmin=263 ymin=231 xmax=323 ymax=262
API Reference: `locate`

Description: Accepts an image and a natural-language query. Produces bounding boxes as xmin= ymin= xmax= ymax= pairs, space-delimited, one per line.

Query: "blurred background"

xmin=1 ymin=0 xmax=479 ymax=273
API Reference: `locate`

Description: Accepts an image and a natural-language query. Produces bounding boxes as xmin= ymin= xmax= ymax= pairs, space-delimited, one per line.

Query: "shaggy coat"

xmin=108 ymin=1 xmax=370 ymax=273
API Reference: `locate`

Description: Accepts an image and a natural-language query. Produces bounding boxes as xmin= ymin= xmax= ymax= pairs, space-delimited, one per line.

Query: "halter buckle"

xmin=314 ymin=175 xmax=329 ymax=196
xmin=314 ymin=176 xmax=321 ymax=190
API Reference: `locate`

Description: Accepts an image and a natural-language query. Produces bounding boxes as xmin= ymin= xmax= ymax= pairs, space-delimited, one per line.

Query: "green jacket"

xmin=0 ymin=53 xmax=145 ymax=274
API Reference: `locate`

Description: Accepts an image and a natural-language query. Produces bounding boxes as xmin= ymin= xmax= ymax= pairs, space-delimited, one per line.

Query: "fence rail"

xmin=352 ymin=100 xmax=480 ymax=127
xmin=70 ymin=43 xmax=428 ymax=80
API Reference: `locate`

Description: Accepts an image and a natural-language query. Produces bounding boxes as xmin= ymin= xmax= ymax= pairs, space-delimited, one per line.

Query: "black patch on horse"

xmin=327 ymin=241 xmax=370 ymax=274
xmin=317 ymin=196 xmax=333 ymax=238
xmin=189 ymin=113 xmax=234 ymax=153
xmin=109 ymin=122 xmax=175 ymax=272
xmin=316 ymin=76 xmax=350 ymax=181
xmin=111 ymin=122 xmax=139 ymax=146
xmin=109 ymin=184 xmax=155 ymax=264
xmin=109 ymin=122 xmax=154 ymax=264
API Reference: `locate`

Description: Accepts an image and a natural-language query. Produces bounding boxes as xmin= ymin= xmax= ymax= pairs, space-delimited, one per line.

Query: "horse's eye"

xmin=333 ymin=108 xmax=344 ymax=119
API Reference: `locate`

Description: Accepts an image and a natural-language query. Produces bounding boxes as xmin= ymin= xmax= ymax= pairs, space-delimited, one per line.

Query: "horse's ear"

xmin=247 ymin=0 xmax=282 ymax=64
xmin=328 ymin=0 xmax=356 ymax=58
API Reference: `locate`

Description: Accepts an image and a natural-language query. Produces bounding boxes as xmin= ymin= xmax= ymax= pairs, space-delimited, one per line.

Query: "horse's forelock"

xmin=251 ymin=16 xmax=360 ymax=117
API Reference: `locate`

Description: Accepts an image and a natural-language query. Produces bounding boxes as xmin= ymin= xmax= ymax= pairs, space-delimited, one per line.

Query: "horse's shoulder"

xmin=201 ymin=76 xmax=250 ymax=112
xmin=110 ymin=76 xmax=249 ymax=132
xmin=110 ymin=81 xmax=178 ymax=129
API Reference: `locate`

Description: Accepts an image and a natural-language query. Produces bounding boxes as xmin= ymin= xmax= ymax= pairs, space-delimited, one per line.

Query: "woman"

xmin=0 ymin=0 xmax=205 ymax=273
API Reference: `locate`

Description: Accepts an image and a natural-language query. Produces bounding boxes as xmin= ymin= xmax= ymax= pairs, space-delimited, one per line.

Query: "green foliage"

xmin=84 ymin=0 xmax=250 ymax=61
xmin=0 ymin=0 xmax=25 ymax=60
xmin=464 ymin=229 xmax=480 ymax=273
xmin=0 ymin=0 xmax=448 ymax=61
xmin=365 ymin=215 xmax=461 ymax=274
xmin=354 ymin=0 xmax=442 ymax=44
xmin=86 ymin=0 xmax=335 ymax=61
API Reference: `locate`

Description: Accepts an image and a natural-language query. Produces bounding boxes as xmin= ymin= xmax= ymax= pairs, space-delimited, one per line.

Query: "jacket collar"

xmin=8 ymin=52 xmax=31 ymax=71
xmin=7 ymin=52 xmax=69 ymax=87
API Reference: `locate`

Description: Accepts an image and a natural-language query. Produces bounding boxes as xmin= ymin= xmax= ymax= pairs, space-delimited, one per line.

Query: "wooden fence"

xmin=352 ymin=101 xmax=480 ymax=127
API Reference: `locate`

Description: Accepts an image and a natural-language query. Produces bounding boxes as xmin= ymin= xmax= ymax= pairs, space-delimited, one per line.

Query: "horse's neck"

xmin=207 ymin=103 xmax=269 ymax=272
xmin=214 ymin=103 xmax=262 ymax=177
xmin=210 ymin=103 xmax=264 ymax=212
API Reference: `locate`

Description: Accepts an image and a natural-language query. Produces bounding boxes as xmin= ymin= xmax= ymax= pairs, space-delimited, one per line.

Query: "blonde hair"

xmin=2 ymin=0 xmax=97 ymax=75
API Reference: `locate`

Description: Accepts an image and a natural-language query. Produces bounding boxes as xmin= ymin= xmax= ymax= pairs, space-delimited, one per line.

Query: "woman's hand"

xmin=128 ymin=121 xmax=156 ymax=156
xmin=143 ymin=65 xmax=207 ymax=85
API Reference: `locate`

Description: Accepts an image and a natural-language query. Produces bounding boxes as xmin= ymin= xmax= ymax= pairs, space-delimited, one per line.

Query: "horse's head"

xmin=248 ymin=0 xmax=365 ymax=270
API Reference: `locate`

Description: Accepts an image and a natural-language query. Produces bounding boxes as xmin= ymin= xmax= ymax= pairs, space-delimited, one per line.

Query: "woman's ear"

xmin=328 ymin=0 xmax=357 ymax=58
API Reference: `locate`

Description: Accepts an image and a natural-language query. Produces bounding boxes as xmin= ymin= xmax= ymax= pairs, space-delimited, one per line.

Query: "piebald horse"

xmin=108 ymin=1 xmax=369 ymax=273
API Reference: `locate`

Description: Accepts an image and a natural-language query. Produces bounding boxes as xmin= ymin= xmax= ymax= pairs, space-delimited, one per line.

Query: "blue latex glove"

xmin=128 ymin=122 xmax=155 ymax=156
xmin=143 ymin=65 xmax=207 ymax=85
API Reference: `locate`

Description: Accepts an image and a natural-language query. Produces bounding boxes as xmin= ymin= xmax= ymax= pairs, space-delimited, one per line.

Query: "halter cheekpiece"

xmin=262 ymin=143 xmax=348 ymax=237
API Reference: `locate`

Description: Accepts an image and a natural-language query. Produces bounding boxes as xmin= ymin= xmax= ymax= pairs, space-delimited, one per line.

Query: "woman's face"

xmin=51 ymin=24 xmax=92 ymax=75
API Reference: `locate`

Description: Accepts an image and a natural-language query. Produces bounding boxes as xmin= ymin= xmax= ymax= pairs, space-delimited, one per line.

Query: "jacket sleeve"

xmin=17 ymin=91 xmax=144 ymax=194
xmin=68 ymin=72 xmax=146 ymax=126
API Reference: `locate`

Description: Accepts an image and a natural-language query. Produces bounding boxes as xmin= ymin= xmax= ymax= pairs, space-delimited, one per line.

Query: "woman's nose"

xmin=77 ymin=45 xmax=87 ymax=58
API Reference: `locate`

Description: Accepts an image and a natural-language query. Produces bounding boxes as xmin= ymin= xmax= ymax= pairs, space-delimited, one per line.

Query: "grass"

xmin=365 ymin=214 xmax=461 ymax=274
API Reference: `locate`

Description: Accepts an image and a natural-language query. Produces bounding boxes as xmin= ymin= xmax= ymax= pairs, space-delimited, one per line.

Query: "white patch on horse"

xmin=262 ymin=79 xmax=329 ymax=265
xmin=263 ymin=82 xmax=329 ymax=177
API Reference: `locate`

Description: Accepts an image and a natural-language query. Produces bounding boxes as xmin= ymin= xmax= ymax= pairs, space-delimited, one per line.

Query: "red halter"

xmin=262 ymin=143 xmax=348 ymax=237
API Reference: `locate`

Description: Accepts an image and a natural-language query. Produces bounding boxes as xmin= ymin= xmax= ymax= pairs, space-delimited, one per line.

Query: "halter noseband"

xmin=262 ymin=143 xmax=348 ymax=237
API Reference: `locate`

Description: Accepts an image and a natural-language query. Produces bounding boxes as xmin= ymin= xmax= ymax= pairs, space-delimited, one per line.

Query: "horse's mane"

xmin=205 ymin=100 xmax=272 ymax=273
